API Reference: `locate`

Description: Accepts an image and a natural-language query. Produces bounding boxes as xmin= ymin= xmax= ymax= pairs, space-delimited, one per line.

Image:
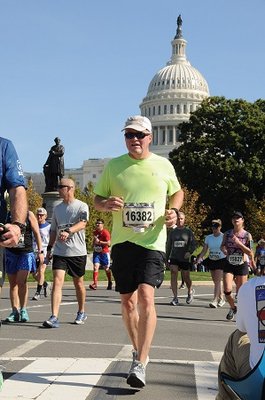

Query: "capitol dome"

xmin=139 ymin=15 xmax=210 ymax=157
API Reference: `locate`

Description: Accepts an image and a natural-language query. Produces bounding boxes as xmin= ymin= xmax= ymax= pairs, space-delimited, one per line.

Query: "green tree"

xmin=180 ymin=185 xmax=210 ymax=243
xmin=245 ymin=198 xmax=265 ymax=242
xmin=26 ymin=177 xmax=43 ymax=212
xmin=75 ymin=182 xmax=112 ymax=251
xmin=169 ymin=96 xmax=265 ymax=229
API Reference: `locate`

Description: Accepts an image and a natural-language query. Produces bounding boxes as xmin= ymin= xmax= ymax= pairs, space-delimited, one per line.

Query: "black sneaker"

xmin=226 ymin=307 xmax=237 ymax=321
xmin=107 ymin=281 xmax=112 ymax=290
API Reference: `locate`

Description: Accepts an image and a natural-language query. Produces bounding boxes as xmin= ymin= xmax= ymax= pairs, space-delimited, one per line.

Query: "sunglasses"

xmin=124 ymin=132 xmax=150 ymax=140
xmin=58 ymin=185 xmax=73 ymax=189
xmin=212 ymin=224 xmax=220 ymax=228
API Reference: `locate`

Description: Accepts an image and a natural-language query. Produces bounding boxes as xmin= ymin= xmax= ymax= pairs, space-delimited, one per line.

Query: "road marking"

xmin=194 ymin=361 xmax=219 ymax=400
xmin=0 ymin=356 xmax=219 ymax=399
xmin=1 ymin=340 xmax=45 ymax=358
xmin=211 ymin=351 xmax=223 ymax=362
xmin=115 ymin=344 xmax=133 ymax=360
xmin=0 ymin=338 xmax=224 ymax=359
xmin=0 ymin=357 xmax=112 ymax=400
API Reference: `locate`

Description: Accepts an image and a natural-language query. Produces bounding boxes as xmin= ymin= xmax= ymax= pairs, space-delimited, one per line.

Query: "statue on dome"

xmin=43 ymin=137 xmax=65 ymax=192
xmin=176 ymin=14 xmax=183 ymax=38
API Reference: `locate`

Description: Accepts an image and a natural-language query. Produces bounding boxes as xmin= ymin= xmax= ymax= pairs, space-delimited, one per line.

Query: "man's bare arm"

xmin=9 ymin=186 xmax=27 ymax=224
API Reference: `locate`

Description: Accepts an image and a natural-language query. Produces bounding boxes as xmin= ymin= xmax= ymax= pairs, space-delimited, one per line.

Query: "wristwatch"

xmin=12 ymin=221 xmax=27 ymax=234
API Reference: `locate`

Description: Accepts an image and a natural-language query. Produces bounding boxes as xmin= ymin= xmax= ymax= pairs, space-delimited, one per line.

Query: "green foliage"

xmin=169 ymin=96 xmax=265 ymax=230
xmin=75 ymin=182 xmax=112 ymax=251
xmin=26 ymin=178 xmax=43 ymax=212
xmin=245 ymin=198 xmax=265 ymax=241
xmin=180 ymin=185 xmax=210 ymax=243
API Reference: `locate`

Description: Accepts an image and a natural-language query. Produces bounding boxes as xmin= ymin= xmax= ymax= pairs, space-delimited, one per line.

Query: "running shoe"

xmin=20 ymin=308 xmax=29 ymax=322
xmin=32 ymin=292 xmax=40 ymax=301
xmin=89 ymin=283 xmax=97 ymax=290
xmin=186 ymin=289 xmax=195 ymax=305
xmin=107 ymin=281 xmax=112 ymax=290
xmin=209 ymin=299 xmax=218 ymax=308
xmin=179 ymin=283 xmax=186 ymax=289
xmin=217 ymin=298 xmax=226 ymax=308
xmin=43 ymin=281 xmax=52 ymax=297
xmin=127 ymin=361 xmax=146 ymax=388
xmin=43 ymin=315 xmax=59 ymax=328
xmin=128 ymin=350 xmax=149 ymax=375
xmin=74 ymin=311 xmax=87 ymax=325
xmin=170 ymin=297 xmax=179 ymax=306
xmin=5 ymin=310 xmax=20 ymax=323
xmin=128 ymin=349 xmax=138 ymax=375
xmin=226 ymin=307 xmax=237 ymax=321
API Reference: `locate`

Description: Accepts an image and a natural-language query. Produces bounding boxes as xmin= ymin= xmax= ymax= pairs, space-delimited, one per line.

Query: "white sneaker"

xmin=170 ymin=297 xmax=179 ymax=306
xmin=186 ymin=289 xmax=195 ymax=305
xmin=209 ymin=299 xmax=218 ymax=308
xmin=217 ymin=298 xmax=226 ymax=307
xmin=127 ymin=362 xmax=146 ymax=388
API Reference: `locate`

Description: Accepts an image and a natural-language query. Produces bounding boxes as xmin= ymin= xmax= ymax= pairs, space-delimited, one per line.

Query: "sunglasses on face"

xmin=212 ymin=224 xmax=220 ymax=228
xmin=58 ymin=185 xmax=73 ymax=189
xmin=124 ymin=132 xmax=150 ymax=140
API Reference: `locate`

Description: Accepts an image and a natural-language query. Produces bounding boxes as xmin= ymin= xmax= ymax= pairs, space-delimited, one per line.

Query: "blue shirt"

xmin=0 ymin=137 xmax=25 ymax=222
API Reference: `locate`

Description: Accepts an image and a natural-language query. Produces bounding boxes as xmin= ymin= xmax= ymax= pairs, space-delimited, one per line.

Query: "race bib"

xmin=123 ymin=202 xmax=155 ymax=233
xmin=209 ymin=251 xmax=221 ymax=260
xmin=174 ymin=241 xmax=185 ymax=248
xmin=228 ymin=254 xmax=244 ymax=265
xmin=94 ymin=245 xmax=103 ymax=252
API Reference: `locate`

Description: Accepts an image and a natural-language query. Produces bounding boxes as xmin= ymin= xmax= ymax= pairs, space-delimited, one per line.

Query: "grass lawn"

xmin=26 ymin=268 xmax=212 ymax=283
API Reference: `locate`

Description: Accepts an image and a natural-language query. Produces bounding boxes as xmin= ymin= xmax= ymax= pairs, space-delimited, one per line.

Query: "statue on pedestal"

xmin=175 ymin=14 xmax=183 ymax=38
xmin=43 ymin=137 xmax=65 ymax=192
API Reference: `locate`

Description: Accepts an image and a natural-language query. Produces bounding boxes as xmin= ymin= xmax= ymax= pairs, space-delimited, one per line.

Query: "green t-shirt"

xmin=94 ymin=153 xmax=181 ymax=252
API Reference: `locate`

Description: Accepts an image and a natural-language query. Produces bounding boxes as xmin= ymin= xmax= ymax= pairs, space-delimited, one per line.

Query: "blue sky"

xmin=0 ymin=0 xmax=264 ymax=172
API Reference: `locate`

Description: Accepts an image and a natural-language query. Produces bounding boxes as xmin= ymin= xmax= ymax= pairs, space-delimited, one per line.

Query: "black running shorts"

xmin=52 ymin=255 xmax=87 ymax=277
xmin=111 ymin=241 xmax=166 ymax=294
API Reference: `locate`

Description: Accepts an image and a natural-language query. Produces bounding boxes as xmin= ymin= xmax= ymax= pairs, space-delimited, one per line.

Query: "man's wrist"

xmin=12 ymin=221 xmax=27 ymax=234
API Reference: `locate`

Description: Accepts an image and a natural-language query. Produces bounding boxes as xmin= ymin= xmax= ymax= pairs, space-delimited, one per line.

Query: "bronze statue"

xmin=43 ymin=137 xmax=65 ymax=192
xmin=175 ymin=14 xmax=183 ymax=38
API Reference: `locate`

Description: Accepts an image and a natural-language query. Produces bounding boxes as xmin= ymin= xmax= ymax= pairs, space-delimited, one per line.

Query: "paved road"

xmin=0 ymin=282 xmax=236 ymax=399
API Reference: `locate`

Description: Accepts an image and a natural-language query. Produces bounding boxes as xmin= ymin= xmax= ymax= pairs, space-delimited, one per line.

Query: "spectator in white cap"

xmin=31 ymin=207 xmax=51 ymax=300
xmin=94 ymin=115 xmax=184 ymax=388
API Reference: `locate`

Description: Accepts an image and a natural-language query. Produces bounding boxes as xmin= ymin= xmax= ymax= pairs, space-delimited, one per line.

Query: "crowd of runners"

xmin=0 ymin=115 xmax=264 ymax=396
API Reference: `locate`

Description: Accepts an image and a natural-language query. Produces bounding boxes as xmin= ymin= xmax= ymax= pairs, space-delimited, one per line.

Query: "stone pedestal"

xmin=42 ymin=192 xmax=62 ymax=221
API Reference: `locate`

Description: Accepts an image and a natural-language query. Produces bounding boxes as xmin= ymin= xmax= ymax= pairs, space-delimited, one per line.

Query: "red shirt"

xmin=93 ymin=228 xmax=111 ymax=254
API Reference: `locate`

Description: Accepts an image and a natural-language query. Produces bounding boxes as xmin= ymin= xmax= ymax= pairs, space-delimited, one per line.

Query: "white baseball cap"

xmin=122 ymin=115 xmax=152 ymax=133
xmin=36 ymin=207 xmax=47 ymax=215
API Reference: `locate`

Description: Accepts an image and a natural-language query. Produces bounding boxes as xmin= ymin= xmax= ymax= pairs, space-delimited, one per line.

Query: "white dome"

xmin=139 ymin=16 xmax=210 ymax=158
xmin=146 ymin=62 xmax=209 ymax=99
